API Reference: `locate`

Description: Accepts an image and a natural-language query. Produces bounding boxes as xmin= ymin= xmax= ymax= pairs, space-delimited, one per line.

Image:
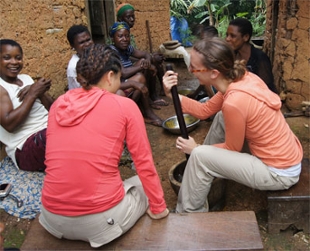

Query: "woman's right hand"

xmin=163 ymin=71 xmax=178 ymax=99
xmin=146 ymin=208 xmax=169 ymax=220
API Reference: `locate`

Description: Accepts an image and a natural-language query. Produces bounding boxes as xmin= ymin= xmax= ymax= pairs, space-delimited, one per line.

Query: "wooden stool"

xmin=267 ymin=158 xmax=310 ymax=233
xmin=21 ymin=211 xmax=263 ymax=250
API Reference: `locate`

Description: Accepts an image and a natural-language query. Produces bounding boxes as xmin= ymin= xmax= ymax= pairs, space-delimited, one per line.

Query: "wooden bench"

xmin=267 ymin=158 xmax=310 ymax=233
xmin=21 ymin=211 xmax=263 ymax=251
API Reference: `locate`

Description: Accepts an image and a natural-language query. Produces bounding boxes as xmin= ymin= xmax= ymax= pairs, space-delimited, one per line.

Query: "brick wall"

xmin=265 ymin=0 xmax=310 ymax=111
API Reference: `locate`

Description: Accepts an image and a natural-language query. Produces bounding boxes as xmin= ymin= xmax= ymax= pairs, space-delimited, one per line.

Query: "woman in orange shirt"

xmin=163 ymin=37 xmax=302 ymax=213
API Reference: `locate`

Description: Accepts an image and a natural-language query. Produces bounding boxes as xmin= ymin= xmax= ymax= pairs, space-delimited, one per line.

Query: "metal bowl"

xmin=162 ymin=114 xmax=200 ymax=134
xmin=177 ymin=87 xmax=195 ymax=96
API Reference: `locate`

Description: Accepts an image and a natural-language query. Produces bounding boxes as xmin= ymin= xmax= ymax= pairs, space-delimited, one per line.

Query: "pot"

xmin=168 ymin=160 xmax=226 ymax=211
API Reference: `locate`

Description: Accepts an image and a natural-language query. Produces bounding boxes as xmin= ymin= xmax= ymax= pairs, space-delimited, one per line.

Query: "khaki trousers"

xmin=176 ymin=112 xmax=299 ymax=213
xmin=39 ymin=176 xmax=148 ymax=248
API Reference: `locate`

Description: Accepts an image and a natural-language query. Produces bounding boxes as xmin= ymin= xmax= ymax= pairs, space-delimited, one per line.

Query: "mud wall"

xmin=265 ymin=0 xmax=310 ymax=111
xmin=115 ymin=0 xmax=171 ymax=52
xmin=0 ymin=0 xmax=90 ymax=99
xmin=0 ymin=0 xmax=170 ymax=99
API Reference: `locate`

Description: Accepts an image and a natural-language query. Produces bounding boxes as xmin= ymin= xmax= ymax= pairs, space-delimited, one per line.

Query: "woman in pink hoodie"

xmin=40 ymin=44 xmax=168 ymax=248
xmin=163 ymin=37 xmax=303 ymax=213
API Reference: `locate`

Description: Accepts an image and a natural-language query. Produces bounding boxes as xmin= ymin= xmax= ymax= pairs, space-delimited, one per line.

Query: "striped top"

xmin=109 ymin=44 xmax=134 ymax=68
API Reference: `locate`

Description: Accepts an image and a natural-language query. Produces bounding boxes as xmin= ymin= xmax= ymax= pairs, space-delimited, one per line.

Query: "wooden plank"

xmin=21 ymin=211 xmax=263 ymax=251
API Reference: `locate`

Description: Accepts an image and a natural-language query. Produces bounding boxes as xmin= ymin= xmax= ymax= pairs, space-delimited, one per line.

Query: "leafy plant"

xmin=170 ymin=0 xmax=267 ymax=39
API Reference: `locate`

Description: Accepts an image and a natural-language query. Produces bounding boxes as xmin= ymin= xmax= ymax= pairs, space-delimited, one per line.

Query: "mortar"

xmin=169 ymin=160 xmax=226 ymax=211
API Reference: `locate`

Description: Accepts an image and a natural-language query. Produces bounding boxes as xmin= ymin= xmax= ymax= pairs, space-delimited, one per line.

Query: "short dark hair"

xmin=67 ymin=25 xmax=90 ymax=46
xmin=229 ymin=18 xmax=253 ymax=39
xmin=193 ymin=24 xmax=218 ymax=39
xmin=0 ymin=39 xmax=23 ymax=55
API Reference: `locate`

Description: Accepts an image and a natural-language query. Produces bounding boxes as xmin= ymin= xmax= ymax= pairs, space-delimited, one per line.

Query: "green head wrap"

xmin=116 ymin=3 xmax=135 ymax=18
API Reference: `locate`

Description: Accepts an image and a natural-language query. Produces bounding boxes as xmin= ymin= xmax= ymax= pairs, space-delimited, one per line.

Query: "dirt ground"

xmin=1 ymin=59 xmax=310 ymax=250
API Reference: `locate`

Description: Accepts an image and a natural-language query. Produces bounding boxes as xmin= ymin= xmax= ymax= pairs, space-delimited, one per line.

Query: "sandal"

xmin=152 ymin=98 xmax=169 ymax=106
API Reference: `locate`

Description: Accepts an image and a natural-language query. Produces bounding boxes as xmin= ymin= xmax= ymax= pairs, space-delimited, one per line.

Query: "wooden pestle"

xmin=166 ymin=64 xmax=189 ymax=161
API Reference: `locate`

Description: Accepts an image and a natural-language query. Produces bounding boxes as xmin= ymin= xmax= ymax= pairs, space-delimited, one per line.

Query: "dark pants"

xmin=15 ymin=128 xmax=47 ymax=172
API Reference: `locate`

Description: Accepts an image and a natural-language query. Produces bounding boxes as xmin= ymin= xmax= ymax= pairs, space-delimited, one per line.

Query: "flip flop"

xmin=152 ymin=99 xmax=169 ymax=106
xmin=144 ymin=118 xmax=163 ymax=127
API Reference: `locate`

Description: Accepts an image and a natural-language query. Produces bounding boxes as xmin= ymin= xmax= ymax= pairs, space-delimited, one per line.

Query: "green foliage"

xmin=170 ymin=0 xmax=267 ymax=39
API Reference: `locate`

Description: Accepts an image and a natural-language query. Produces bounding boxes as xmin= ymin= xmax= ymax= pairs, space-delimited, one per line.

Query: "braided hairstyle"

xmin=193 ymin=37 xmax=246 ymax=82
xmin=76 ymin=44 xmax=122 ymax=90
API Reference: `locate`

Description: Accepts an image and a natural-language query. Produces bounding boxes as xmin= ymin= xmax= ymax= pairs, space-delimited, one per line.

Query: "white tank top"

xmin=0 ymin=74 xmax=48 ymax=168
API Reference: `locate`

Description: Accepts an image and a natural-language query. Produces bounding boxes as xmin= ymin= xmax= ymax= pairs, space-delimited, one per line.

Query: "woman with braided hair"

xmin=40 ymin=44 xmax=168 ymax=248
xmin=163 ymin=37 xmax=302 ymax=213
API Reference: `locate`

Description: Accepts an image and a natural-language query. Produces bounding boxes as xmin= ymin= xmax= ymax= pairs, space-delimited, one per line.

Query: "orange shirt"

xmin=182 ymin=72 xmax=303 ymax=168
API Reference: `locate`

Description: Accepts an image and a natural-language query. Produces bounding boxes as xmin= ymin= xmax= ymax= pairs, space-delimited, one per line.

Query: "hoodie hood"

xmin=225 ymin=72 xmax=281 ymax=111
xmin=55 ymin=87 xmax=108 ymax=126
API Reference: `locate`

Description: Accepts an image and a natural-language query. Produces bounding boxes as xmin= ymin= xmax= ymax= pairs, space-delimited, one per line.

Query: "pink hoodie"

xmin=42 ymin=87 xmax=166 ymax=216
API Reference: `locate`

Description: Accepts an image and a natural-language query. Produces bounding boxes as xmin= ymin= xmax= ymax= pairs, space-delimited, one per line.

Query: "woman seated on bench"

xmin=39 ymin=44 xmax=169 ymax=248
xmin=163 ymin=37 xmax=303 ymax=213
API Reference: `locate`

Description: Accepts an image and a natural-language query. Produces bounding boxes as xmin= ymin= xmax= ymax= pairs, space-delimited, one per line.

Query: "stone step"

xmin=268 ymin=158 xmax=310 ymax=233
xmin=21 ymin=211 xmax=263 ymax=251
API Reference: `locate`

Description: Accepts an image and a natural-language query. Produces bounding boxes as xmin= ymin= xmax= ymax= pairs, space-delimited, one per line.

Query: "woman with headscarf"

xmin=108 ymin=22 xmax=163 ymax=126
xmin=116 ymin=3 xmax=168 ymax=99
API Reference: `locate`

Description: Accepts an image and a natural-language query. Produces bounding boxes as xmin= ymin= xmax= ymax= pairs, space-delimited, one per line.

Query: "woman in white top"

xmin=0 ymin=39 xmax=53 ymax=171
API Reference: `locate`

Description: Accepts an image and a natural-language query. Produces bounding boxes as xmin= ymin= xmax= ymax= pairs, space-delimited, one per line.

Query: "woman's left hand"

xmin=176 ymin=136 xmax=199 ymax=154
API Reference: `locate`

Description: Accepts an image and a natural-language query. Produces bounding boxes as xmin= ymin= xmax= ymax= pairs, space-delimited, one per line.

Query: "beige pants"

xmin=176 ymin=112 xmax=299 ymax=213
xmin=39 ymin=176 xmax=148 ymax=248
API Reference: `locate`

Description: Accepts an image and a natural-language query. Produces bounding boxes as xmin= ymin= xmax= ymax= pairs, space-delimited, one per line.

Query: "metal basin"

xmin=162 ymin=114 xmax=200 ymax=135
xmin=177 ymin=87 xmax=195 ymax=96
